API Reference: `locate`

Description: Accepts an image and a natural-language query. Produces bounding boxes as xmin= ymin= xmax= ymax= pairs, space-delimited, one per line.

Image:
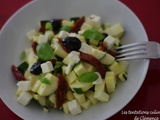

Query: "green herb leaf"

xmin=82 ymin=29 xmax=105 ymax=41
xmin=39 ymin=77 xmax=51 ymax=85
xmin=78 ymin=72 xmax=99 ymax=83
xmin=60 ymin=26 xmax=72 ymax=32
xmin=36 ymin=43 xmax=56 ymax=61
xmin=45 ymin=22 xmax=53 ymax=30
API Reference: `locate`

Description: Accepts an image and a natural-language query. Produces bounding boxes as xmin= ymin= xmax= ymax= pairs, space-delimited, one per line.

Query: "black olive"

xmin=30 ymin=62 xmax=42 ymax=75
xmin=50 ymin=19 xmax=61 ymax=31
xmin=62 ymin=37 xmax=81 ymax=51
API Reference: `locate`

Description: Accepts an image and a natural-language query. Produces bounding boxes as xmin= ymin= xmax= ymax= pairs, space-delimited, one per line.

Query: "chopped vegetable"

xmin=39 ymin=77 xmax=51 ymax=85
xmin=82 ymin=29 xmax=105 ymax=41
xmin=78 ymin=72 xmax=98 ymax=83
xmin=36 ymin=43 xmax=56 ymax=61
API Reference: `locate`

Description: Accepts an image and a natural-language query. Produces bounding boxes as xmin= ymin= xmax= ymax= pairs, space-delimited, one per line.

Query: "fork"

xmin=116 ymin=41 xmax=160 ymax=61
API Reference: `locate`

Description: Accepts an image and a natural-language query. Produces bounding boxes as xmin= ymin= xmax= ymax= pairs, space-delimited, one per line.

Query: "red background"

xmin=0 ymin=0 xmax=160 ymax=119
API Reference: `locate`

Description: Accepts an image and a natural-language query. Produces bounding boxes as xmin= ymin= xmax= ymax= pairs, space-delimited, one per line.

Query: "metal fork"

xmin=116 ymin=41 xmax=160 ymax=61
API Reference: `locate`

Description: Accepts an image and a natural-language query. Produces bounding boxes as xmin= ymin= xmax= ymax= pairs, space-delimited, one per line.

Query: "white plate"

xmin=0 ymin=0 xmax=149 ymax=120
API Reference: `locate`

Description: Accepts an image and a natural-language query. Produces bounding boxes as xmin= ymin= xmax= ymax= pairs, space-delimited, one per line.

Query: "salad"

xmin=11 ymin=14 xmax=128 ymax=115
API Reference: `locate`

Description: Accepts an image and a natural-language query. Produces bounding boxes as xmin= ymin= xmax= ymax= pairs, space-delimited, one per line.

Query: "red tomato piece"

xmin=11 ymin=65 xmax=26 ymax=81
xmin=80 ymin=52 xmax=106 ymax=78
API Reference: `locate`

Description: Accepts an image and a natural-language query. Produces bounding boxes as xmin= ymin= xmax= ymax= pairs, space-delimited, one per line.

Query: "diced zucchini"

xmin=95 ymin=81 xmax=106 ymax=91
xmin=31 ymin=80 xmax=41 ymax=93
xmin=17 ymin=61 xmax=29 ymax=74
xmin=82 ymin=61 xmax=96 ymax=72
xmin=73 ymin=93 xmax=86 ymax=105
xmin=91 ymin=48 xmax=106 ymax=60
xmin=37 ymin=73 xmax=58 ymax=96
xmin=74 ymin=62 xmax=87 ymax=76
xmin=118 ymin=61 xmax=129 ymax=72
xmin=85 ymin=90 xmax=98 ymax=105
xmin=100 ymin=53 xmax=115 ymax=65
xmin=94 ymin=91 xmax=110 ymax=102
xmin=49 ymin=94 xmax=56 ymax=105
xmin=81 ymin=99 xmax=91 ymax=110
xmin=62 ymin=20 xmax=74 ymax=27
xmin=33 ymin=94 xmax=46 ymax=106
xmin=89 ymin=39 xmax=99 ymax=46
xmin=65 ymin=71 xmax=77 ymax=84
xmin=54 ymin=44 xmax=68 ymax=58
xmin=62 ymin=102 xmax=70 ymax=114
xmin=118 ymin=72 xmax=127 ymax=81
xmin=70 ymin=82 xmax=93 ymax=93
xmin=66 ymin=90 xmax=74 ymax=101
xmin=108 ymin=61 xmax=124 ymax=75
xmin=43 ymin=107 xmax=49 ymax=112
xmin=105 ymin=23 xmax=124 ymax=38
xmin=105 ymin=71 xmax=116 ymax=93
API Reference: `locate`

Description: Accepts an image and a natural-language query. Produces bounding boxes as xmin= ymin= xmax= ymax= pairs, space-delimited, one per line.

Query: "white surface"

xmin=0 ymin=0 xmax=149 ymax=120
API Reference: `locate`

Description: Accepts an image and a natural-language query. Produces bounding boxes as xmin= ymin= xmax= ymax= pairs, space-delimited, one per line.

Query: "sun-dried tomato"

xmin=11 ymin=65 xmax=26 ymax=81
xmin=80 ymin=52 xmax=106 ymax=78
xmin=56 ymin=74 xmax=68 ymax=109
xmin=70 ymin=16 xmax=85 ymax=33
xmin=31 ymin=42 xmax=38 ymax=54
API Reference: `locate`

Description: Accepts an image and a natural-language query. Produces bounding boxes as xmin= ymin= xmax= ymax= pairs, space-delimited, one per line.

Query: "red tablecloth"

xmin=0 ymin=0 xmax=160 ymax=120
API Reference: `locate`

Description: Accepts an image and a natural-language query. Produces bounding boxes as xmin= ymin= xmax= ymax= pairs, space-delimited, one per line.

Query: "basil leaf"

xmin=39 ymin=77 xmax=51 ymax=85
xmin=36 ymin=43 xmax=56 ymax=61
xmin=82 ymin=29 xmax=105 ymax=41
xmin=78 ymin=72 xmax=99 ymax=83
xmin=45 ymin=22 xmax=53 ymax=30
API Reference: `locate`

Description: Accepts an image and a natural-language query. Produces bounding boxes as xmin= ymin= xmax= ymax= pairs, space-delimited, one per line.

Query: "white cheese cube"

xmin=38 ymin=34 xmax=48 ymax=44
xmin=51 ymin=38 xmax=59 ymax=49
xmin=58 ymin=31 xmax=69 ymax=39
xmin=68 ymin=51 xmax=80 ymax=64
xmin=41 ymin=61 xmax=54 ymax=73
xmin=103 ymin=35 xmax=116 ymax=49
xmin=68 ymin=99 xmax=82 ymax=115
xmin=17 ymin=91 xmax=33 ymax=106
xmin=65 ymin=63 xmax=73 ymax=75
xmin=79 ymin=43 xmax=93 ymax=55
xmin=26 ymin=29 xmax=37 ymax=41
xmin=17 ymin=81 xmax=31 ymax=91
xmin=92 ymin=72 xmax=103 ymax=85
xmin=86 ymin=15 xmax=101 ymax=29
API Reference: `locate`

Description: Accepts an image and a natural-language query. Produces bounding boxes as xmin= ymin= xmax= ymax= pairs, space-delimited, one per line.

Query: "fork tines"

xmin=116 ymin=42 xmax=148 ymax=61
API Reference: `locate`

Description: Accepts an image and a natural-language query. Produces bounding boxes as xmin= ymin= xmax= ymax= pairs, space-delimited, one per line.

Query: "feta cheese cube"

xmin=26 ymin=29 xmax=37 ymax=41
xmin=38 ymin=34 xmax=48 ymax=44
xmin=79 ymin=43 xmax=93 ymax=55
xmin=92 ymin=72 xmax=103 ymax=85
xmin=17 ymin=81 xmax=31 ymax=91
xmin=41 ymin=61 xmax=54 ymax=73
xmin=86 ymin=15 xmax=101 ymax=29
xmin=17 ymin=91 xmax=33 ymax=106
xmin=58 ymin=31 xmax=69 ymax=39
xmin=68 ymin=51 xmax=80 ymax=64
xmin=67 ymin=99 xmax=82 ymax=115
xmin=65 ymin=63 xmax=73 ymax=75
xmin=103 ymin=35 xmax=116 ymax=49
